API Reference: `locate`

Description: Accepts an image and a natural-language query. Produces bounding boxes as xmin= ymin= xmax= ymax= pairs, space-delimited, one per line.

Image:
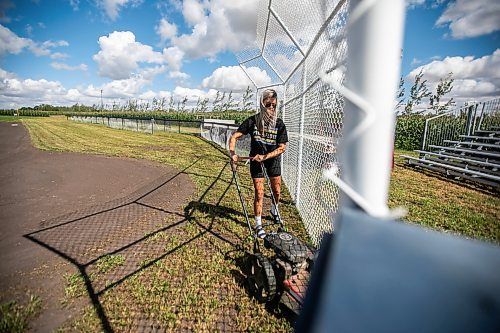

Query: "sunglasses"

xmin=264 ymin=103 xmax=277 ymax=109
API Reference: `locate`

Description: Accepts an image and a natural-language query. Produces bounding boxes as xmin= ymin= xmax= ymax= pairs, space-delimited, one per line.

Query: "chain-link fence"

xmin=70 ymin=115 xmax=252 ymax=158
xmin=70 ymin=116 xmax=206 ymax=135
xmin=476 ymin=98 xmax=500 ymax=133
xmin=235 ymin=0 xmax=350 ymax=246
xmin=70 ymin=0 xmax=396 ymax=247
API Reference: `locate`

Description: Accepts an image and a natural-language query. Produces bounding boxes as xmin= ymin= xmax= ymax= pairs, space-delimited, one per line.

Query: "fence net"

xmin=235 ymin=0 xmax=350 ymax=246
xmin=72 ymin=0 xmax=351 ymax=247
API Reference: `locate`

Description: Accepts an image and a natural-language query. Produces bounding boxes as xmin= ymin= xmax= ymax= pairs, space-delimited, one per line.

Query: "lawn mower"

xmin=230 ymin=157 xmax=316 ymax=314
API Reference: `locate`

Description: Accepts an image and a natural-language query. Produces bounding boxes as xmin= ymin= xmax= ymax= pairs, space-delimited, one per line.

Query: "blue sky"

xmin=0 ymin=0 xmax=499 ymax=109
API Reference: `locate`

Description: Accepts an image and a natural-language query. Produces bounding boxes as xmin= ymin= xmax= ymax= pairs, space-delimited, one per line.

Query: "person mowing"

xmin=229 ymin=88 xmax=288 ymax=239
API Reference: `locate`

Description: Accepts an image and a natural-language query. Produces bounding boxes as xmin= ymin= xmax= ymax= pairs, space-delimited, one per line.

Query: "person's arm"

xmin=229 ymin=131 xmax=244 ymax=162
xmin=253 ymin=143 xmax=287 ymax=162
xmin=254 ymin=120 xmax=288 ymax=162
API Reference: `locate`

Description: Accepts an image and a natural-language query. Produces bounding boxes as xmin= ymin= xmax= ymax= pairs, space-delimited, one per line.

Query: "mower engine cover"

xmin=264 ymin=232 xmax=310 ymax=264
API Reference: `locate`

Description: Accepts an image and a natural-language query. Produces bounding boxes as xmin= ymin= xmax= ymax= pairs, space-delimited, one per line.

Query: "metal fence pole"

xmin=476 ymin=102 xmax=487 ymax=132
xmin=295 ymin=63 xmax=307 ymax=206
xmin=281 ymin=87 xmax=287 ymax=177
xmin=340 ymin=0 xmax=405 ymax=215
xmin=422 ymin=118 xmax=430 ymax=151
xmin=465 ymin=106 xmax=474 ymax=136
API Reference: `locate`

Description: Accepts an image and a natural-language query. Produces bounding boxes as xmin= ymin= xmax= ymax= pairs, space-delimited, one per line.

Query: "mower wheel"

xmin=248 ymin=253 xmax=277 ymax=303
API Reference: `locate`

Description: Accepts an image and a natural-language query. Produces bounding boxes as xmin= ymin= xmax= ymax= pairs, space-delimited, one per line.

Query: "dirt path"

xmin=0 ymin=122 xmax=195 ymax=332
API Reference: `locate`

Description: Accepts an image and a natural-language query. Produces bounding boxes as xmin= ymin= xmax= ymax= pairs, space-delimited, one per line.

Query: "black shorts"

xmin=250 ymin=157 xmax=281 ymax=178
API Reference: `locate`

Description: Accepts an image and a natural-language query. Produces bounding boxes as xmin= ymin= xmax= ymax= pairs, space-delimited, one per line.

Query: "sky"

xmin=0 ymin=0 xmax=498 ymax=110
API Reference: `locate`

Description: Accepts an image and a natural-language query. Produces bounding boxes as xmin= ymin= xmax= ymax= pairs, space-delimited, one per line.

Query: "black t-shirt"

xmin=237 ymin=115 xmax=288 ymax=157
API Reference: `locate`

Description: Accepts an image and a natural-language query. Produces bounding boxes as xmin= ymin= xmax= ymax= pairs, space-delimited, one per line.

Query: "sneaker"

xmin=256 ymin=226 xmax=266 ymax=239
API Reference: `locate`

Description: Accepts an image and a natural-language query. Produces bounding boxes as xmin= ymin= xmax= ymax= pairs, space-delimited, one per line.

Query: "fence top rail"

xmin=70 ymin=115 xmax=244 ymax=128
xmin=424 ymin=104 xmax=476 ymax=122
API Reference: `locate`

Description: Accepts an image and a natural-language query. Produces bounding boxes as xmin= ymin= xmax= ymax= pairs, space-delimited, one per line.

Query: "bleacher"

xmin=401 ymin=101 xmax=500 ymax=189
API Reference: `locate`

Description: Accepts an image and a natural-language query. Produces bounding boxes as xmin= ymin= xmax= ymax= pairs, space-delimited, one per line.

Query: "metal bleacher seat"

xmin=459 ymin=135 xmax=500 ymax=142
xmin=401 ymin=127 xmax=500 ymax=189
xmin=443 ymin=140 xmax=500 ymax=150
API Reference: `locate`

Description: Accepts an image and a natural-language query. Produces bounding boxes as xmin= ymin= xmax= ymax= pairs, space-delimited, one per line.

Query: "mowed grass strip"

xmin=14 ymin=116 xmax=500 ymax=332
xmin=21 ymin=116 xmax=303 ymax=332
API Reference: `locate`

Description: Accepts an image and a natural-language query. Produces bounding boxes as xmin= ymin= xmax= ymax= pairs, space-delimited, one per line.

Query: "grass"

xmin=0 ymin=115 xmax=39 ymax=122
xmin=96 ymin=255 xmax=125 ymax=274
xmin=20 ymin=116 xmax=303 ymax=332
xmin=0 ymin=295 xmax=42 ymax=333
xmin=391 ymin=150 xmax=499 ymax=242
xmin=8 ymin=116 xmax=500 ymax=332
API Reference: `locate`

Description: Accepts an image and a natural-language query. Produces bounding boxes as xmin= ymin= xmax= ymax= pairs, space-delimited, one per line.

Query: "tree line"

xmin=18 ymin=86 xmax=255 ymax=114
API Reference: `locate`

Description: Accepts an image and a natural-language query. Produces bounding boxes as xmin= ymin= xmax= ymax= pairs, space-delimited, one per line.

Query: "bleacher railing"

xmin=421 ymin=98 xmax=500 ymax=151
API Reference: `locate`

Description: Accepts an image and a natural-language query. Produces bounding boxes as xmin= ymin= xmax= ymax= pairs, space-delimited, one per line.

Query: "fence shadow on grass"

xmin=25 ymin=155 xmax=294 ymax=332
xmin=24 ymin=158 xmax=206 ymax=333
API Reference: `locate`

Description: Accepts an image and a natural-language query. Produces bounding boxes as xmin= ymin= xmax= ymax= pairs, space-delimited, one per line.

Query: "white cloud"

xmin=50 ymin=52 xmax=69 ymax=59
xmin=182 ymin=0 xmax=207 ymax=27
xmin=0 ymin=68 xmax=68 ymax=107
xmin=162 ymin=46 xmax=183 ymax=70
xmin=171 ymin=86 xmax=224 ymax=107
xmin=84 ymin=77 xmax=147 ymax=99
xmin=169 ymin=71 xmax=190 ymax=80
xmin=202 ymin=65 xmax=271 ymax=91
xmin=93 ymin=31 xmax=164 ymax=80
xmin=405 ymin=0 xmax=425 ymax=8
xmin=100 ymin=0 xmax=143 ymax=21
xmin=140 ymin=65 xmax=168 ymax=80
xmin=50 ymin=62 xmax=88 ymax=71
xmin=42 ymin=40 xmax=69 ymax=48
xmin=173 ymin=86 xmax=208 ymax=101
xmin=0 ymin=24 xmax=31 ymax=54
xmin=0 ymin=24 xmax=68 ymax=57
xmin=405 ymin=0 xmax=425 ymax=6
xmin=135 ymin=89 xmax=173 ymax=102
xmin=407 ymin=49 xmax=500 ymax=103
xmin=436 ymin=0 xmax=500 ymax=39
xmin=0 ymin=67 xmax=165 ymax=109
xmin=172 ymin=0 xmax=259 ymax=59
xmin=156 ymin=18 xmax=177 ymax=44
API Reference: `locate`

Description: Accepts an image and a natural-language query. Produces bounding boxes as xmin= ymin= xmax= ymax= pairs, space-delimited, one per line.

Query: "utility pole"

xmin=100 ymin=89 xmax=103 ymax=111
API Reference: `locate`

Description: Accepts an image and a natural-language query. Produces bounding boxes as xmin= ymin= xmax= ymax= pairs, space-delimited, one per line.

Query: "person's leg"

xmin=269 ymin=176 xmax=281 ymax=202
xmin=252 ymin=177 xmax=265 ymax=218
xmin=269 ymin=176 xmax=281 ymax=216
xmin=265 ymin=157 xmax=282 ymax=218
xmin=250 ymin=160 xmax=266 ymax=238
